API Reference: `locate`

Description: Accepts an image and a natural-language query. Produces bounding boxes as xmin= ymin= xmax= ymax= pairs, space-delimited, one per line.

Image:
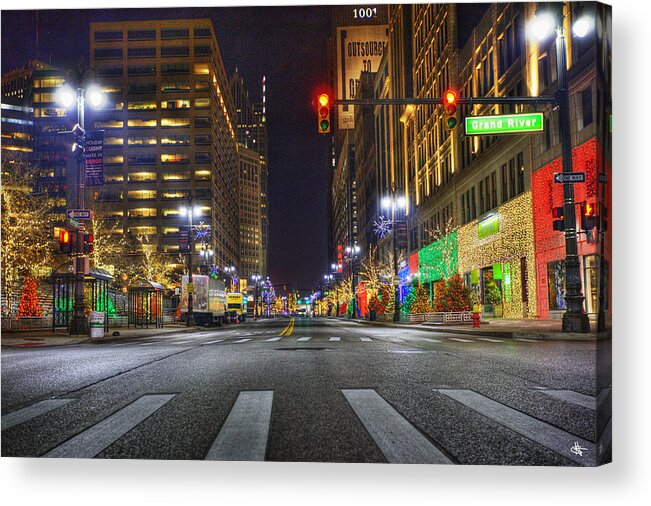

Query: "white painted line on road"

xmin=389 ymin=337 xmax=405 ymax=343
xmin=360 ymin=337 xmax=373 ymax=342
xmin=447 ymin=337 xmax=473 ymax=343
xmin=478 ymin=337 xmax=505 ymax=343
xmin=537 ymin=389 xmax=599 ymax=411
xmin=169 ymin=341 xmax=194 ymax=345
xmin=515 ymin=338 xmax=538 ymax=342
xmin=2 ymin=399 xmax=75 ymax=431
xmin=139 ymin=342 xmax=158 ymax=346
xmin=342 ymin=389 xmax=453 ymax=464
xmin=205 ymin=391 xmax=273 ymax=461
xmin=297 ymin=337 xmax=312 ymax=342
xmin=233 ymin=338 xmax=252 ymax=344
xmin=410 ymin=337 xmax=442 ymax=343
xmin=203 ymin=339 xmax=224 ymax=345
xmin=329 ymin=337 xmax=341 ymax=342
xmin=266 ymin=337 xmax=282 ymax=342
xmin=42 ymin=394 xmax=175 ymax=458
xmin=436 ymin=389 xmax=595 ymax=466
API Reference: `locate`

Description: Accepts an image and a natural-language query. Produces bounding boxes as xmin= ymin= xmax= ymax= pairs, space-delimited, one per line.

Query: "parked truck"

xmin=180 ymin=275 xmax=227 ymax=325
xmin=226 ymin=292 xmax=246 ymax=322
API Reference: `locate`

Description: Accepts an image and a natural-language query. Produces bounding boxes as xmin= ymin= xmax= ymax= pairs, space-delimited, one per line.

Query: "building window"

xmin=161 ymin=81 xmax=190 ymax=93
xmin=128 ymin=29 xmax=156 ymax=40
xmin=194 ymin=45 xmax=211 ymax=56
xmin=128 ymin=65 xmax=155 ymax=76
xmin=470 ymin=187 xmax=476 ymax=219
xmin=501 ymin=163 xmax=508 ymax=203
xmin=161 ymin=28 xmax=189 ymax=40
xmin=161 ymin=46 xmax=190 ymax=58
xmin=94 ymin=48 xmax=123 ymax=59
xmin=128 ymin=101 xmax=156 ymax=110
xmin=479 ymin=180 xmax=485 ymax=214
xmin=161 ymin=63 xmax=190 ymax=74
xmin=161 ymin=99 xmax=190 ymax=109
xmin=509 ymin=159 xmax=516 ymax=199
xmin=517 ymin=152 xmax=525 ymax=195
xmin=581 ymin=87 xmax=593 ymax=129
xmin=128 ymin=118 xmax=157 ymax=128
xmin=547 ymin=260 xmax=567 ymax=311
xmin=96 ymin=66 xmax=123 ymax=77
xmin=161 ymin=117 xmax=191 ymax=127
xmin=128 ymin=82 xmax=156 ymax=94
xmin=128 ymin=47 xmax=156 ymax=58
xmin=194 ymin=28 xmax=211 ymax=38
xmin=490 ymin=171 xmax=497 ymax=208
xmin=94 ymin=30 xmax=122 ymax=41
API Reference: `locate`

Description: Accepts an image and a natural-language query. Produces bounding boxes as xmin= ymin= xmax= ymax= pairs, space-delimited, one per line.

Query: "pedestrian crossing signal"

xmin=317 ymin=93 xmax=331 ymax=134
xmin=59 ymin=230 xmax=71 ymax=253
xmin=552 ymin=207 xmax=564 ymax=231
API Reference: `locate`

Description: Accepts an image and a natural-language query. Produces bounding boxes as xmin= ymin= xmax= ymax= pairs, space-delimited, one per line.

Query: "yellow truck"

xmin=226 ymin=292 xmax=246 ymax=322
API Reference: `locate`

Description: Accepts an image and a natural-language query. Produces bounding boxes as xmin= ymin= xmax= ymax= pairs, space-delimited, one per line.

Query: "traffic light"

xmin=83 ymin=233 xmax=94 ymax=254
xmin=580 ymin=202 xmax=598 ymax=231
xmin=317 ymin=93 xmax=331 ymax=134
xmin=443 ymin=89 xmax=458 ymax=130
xmin=599 ymin=205 xmax=608 ymax=232
xmin=59 ymin=229 xmax=72 ymax=253
xmin=552 ymin=207 xmax=564 ymax=231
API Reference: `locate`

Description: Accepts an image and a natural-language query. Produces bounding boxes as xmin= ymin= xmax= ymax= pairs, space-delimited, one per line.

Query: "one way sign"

xmin=553 ymin=172 xmax=585 ymax=184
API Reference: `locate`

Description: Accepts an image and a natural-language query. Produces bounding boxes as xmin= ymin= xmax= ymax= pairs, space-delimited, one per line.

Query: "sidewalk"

xmin=1 ymin=323 xmax=225 ymax=348
xmin=339 ymin=317 xmax=609 ymax=340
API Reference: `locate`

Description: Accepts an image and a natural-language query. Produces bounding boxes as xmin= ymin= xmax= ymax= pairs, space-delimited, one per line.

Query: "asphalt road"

xmin=1 ymin=317 xmax=611 ymax=465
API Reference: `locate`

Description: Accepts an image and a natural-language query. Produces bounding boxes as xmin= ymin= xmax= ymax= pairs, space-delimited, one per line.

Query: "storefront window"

xmin=583 ymin=255 xmax=608 ymax=313
xmin=547 ymin=260 xmax=567 ymax=310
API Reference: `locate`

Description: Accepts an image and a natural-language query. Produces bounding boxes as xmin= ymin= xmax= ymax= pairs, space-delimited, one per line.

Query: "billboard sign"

xmin=84 ymin=130 xmax=104 ymax=186
xmin=336 ymin=24 xmax=388 ymax=129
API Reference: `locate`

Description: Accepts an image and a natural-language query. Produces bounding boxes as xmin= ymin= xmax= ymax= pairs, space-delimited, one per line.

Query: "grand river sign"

xmin=465 ymin=112 xmax=544 ymax=135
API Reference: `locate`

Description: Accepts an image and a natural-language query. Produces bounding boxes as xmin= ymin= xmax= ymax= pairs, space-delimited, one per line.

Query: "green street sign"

xmin=465 ymin=112 xmax=544 ymax=135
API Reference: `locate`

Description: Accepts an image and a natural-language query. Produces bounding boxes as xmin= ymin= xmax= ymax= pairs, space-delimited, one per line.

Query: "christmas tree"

xmin=433 ymin=273 xmax=472 ymax=312
xmin=368 ymin=292 xmax=385 ymax=315
xmin=401 ymin=286 xmax=415 ymax=315
xmin=17 ymin=277 xmax=43 ymax=317
xmin=410 ymin=285 xmax=432 ymax=314
xmin=381 ymin=285 xmax=395 ymax=316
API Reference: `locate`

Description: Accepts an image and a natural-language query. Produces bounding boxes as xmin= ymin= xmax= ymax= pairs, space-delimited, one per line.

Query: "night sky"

xmin=1 ymin=5 xmax=333 ymax=291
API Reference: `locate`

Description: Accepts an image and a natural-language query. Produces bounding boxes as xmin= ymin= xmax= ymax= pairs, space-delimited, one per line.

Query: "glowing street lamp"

xmin=382 ymin=190 xmax=407 ymax=322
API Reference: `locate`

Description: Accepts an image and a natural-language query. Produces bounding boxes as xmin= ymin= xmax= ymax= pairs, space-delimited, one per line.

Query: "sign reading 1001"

xmin=353 ymin=7 xmax=378 ymax=19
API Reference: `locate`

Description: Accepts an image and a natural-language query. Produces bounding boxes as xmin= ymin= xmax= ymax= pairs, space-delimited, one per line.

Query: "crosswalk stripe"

xmin=329 ymin=337 xmax=341 ymax=342
xmin=139 ymin=342 xmax=157 ymax=346
xmin=390 ymin=338 xmax=405 ymax=343
xmin=360 ymin=337 xmax=372 ymax=342
xmin=342 ymin=389 xmax=453 ymax=464
xmin=42 ymin=394 xmax=175 ymax=458
xmin=297 ymin=337 xmax=312 ymax=342
xmin=266 ymin=337 xmax=282 ymax=342
xmin=436 ymin=389 xmax=595 ymax=466
xmin=203 ymin=339 xmax=224 ymax=345
xmin=233 ymin=338 xmax=251 ymax=344
xmin=205 ymin=391 xmax=273 ymax=461
xmin=447 ymin=337 xmax=473 ymax=343
xmin=2 ymin=399 xmax=74 ymax=431
xmin=537 ymin=389 xmax=599 ymax=411
xmin=478 ymin=337 xmax=504 ymax=343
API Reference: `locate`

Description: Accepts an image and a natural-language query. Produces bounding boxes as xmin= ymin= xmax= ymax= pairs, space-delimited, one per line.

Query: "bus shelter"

xmin=51 ymin=264 xmax=114 ymax=332
xmin=128 ymin=280 xmax=164 ymax=329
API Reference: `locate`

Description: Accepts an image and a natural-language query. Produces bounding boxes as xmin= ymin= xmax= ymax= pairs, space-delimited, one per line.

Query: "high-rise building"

xmin=230 ymin=70 xmax=268 ymax=278
xmin=89 ymin=19 xmax=240 ymax=273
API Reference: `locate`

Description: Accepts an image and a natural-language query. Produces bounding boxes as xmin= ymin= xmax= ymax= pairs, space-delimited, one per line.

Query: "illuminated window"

xmin=194 ymin=64 xmax=210 ymax=75
xmin=162 ymin=172 xmax=190 ymax=181
xmin=34 ymin=107 xmax=66 ymax=117
xmin=102 ymin=85 xmax=123 ymax=94
xmin=162 ymin=209 xmax=181 ymax=216
xmin=128 ymin=226 xmax=157 ymax=235
xmin=128 ymin=101 xmax=157 ymax=110
xmin=161 ymin=153 xmax=190 ymax=163
xmin=104 ymin=155 xmax=124 ymax=164
xmin=33 ymin=92 xmax=56 ymax=103
xmin=128 ymin=118 xmax=157 ymax=128
xmin=161 ymin=134 xmax=190 ymax=145
xmin=128 ymin=190 xmax=157 ymax=200
xmin=104 ymin=137 xmax=124 ymax=145
xmin=162 ymin=191 xmax=189 ymax=199
xmin=161 ymin=99 xmax=190 ymax=109
xmin=128 ymin=137 xmax=156 ymax=146
xmin=94 ymin=120 xmax=124 ymax=129
xmin=33 ymin=77 xmax=64 ymax=88
xmin=195 ymin=98 xmax=210 ymax=109
xmin=194 ymin=170 xmax=210 ymax=180
xmin=128 ymin=208 xmax=157 ymax=217
xmin=104 ymin=174 xmax=124 ymax=183
xmin=161 ymin=81 xmax=190 ymax=92
xmin=128 ymin=172 xmax=156 ymax=182
xmin=163 ymin=227 xmax=180 ymax=234
xmin=161 ymin=117 xmax=191 ymax=127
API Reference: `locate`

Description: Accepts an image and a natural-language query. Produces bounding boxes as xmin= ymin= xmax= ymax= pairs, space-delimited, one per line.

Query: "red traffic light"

xmin=444 ymin=90 xmax=457 ymax=105
xmin=59 ymin=230 xmax=70 ymax=243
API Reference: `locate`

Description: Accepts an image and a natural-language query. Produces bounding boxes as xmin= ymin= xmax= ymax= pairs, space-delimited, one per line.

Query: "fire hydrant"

xmin=472 ymin=305 xmax=481 ymax=328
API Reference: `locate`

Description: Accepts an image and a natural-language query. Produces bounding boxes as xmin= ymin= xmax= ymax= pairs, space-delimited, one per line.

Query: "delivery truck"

xmin=180 ymin=275 xmax=227 ymax=325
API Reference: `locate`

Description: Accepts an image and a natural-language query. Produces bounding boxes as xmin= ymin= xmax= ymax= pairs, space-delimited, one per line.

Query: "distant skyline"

xmin=1 ymin=5 xmax=332 ymax=290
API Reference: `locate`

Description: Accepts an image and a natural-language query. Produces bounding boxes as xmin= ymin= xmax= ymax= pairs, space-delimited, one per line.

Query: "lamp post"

xmin=345 ymin=245 xmax=361 ymax=318
xmin=529 ymin=8 xmax=592 ymax=333
xmin=252 ymin=273 xmax=262 ymax=320
xmin=180 ymin=198 xmax=200 ymax=327
xmin=56 ymin=71 xmax=105 ymax=335
xmin=382 ymin=190 xmax=407 ymax=323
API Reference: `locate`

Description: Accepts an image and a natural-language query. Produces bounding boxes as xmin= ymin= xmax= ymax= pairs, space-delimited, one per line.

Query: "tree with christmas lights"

xmin=433 ymin=274 xmax=472 ymax=312
xmin=410 ymin=285 xmax=432 ymax=314
xmin=401 ymin=286 xmax=415 ymax=315
xmin=381 ymin=284 xmax=395 ymax=317
xmin=17 ymin=277 xmax=43 ymax=317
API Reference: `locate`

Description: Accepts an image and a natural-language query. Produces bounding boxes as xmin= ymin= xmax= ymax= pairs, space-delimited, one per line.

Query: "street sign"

xmin=68 ymin=217 xmax=80 ymax=229
xmin=179 ymin=225 xmax=190 ymax=253
xmin=598 ymin=173 xmax=608 ymax=184
xmin=465 ymin=112 xmax=544 ymax=135
xmin=66 ymin=209 xmax=92 ymax=220
xmin=553 ymin=172 xmax=585 ymax=184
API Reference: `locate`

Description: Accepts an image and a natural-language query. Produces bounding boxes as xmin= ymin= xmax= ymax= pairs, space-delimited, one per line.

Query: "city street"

xmin=2 ymin=318 xmax=611 ymax=465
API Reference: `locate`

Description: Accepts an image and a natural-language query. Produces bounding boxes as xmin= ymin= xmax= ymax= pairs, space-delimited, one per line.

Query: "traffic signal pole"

xmin=332 ymin=87 xmax=591 ymax=333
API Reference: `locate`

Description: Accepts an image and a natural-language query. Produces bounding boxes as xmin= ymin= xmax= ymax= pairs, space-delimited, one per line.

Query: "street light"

xmin=528 ymin=8 xmax=592 ymax=333
xmin=56 ymin=72 xmax=105 ymax=335
xmin=251 ymin=273 xmax=262 ymax=320
xmin=344 ymin=244 xmax=361 ymax=319
xmin=382 ymin=189 xmax=407 ymax=323
xmin=179 ymin=198 xmax=201 ymax=327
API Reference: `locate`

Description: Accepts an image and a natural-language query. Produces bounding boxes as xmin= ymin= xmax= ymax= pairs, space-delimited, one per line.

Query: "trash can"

xmin=88 ymin=311 xmax=105 ymax=338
